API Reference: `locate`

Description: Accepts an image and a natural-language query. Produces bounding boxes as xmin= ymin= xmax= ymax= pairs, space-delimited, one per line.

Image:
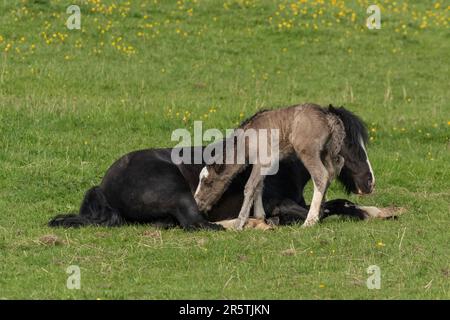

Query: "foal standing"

xmin=194 ymin=103 xmax=347 ymax=230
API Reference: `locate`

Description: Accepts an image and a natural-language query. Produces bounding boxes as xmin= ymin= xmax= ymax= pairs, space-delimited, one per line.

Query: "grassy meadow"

xmin=0 ymin=0 xmax=449 ymax=299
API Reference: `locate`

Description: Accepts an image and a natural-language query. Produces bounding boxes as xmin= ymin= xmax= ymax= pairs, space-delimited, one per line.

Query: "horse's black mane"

xmin=327 ymin=104 xmax=369 ymax=146
xmin=326 ymin=105 xmax=370 ymax=194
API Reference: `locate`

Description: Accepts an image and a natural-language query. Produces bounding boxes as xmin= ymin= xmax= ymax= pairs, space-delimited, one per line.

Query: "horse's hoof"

xmin=184 ymin=222 xmax=225 ymax=231
xmin=206 ymin=223 xmax=226 ymax=231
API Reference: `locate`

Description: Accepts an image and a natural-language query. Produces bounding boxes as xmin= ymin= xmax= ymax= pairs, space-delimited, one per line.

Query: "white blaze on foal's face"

xmin=359 ymin=136 xmax=375 ymax=192
xmin=194 ymin=166 xmax=209 ymax=197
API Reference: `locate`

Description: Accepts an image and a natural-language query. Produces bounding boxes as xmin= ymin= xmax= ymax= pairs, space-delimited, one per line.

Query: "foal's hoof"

xmin=302 ymin=219 xmax=318 ymax=228
xmin=234 ymin=218 xmax=246 ymax=231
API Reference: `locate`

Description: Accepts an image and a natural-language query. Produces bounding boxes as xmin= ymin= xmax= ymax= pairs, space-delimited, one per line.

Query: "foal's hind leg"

xmin=235 ymin=165 xmax=264 ymax=230
xmin=253 ymin=179 xmax=265 ymax=219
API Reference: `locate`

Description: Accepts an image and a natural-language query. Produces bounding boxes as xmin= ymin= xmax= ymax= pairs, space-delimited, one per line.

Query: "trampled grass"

xmin=0 ymin=0 xmax=449 ymax=299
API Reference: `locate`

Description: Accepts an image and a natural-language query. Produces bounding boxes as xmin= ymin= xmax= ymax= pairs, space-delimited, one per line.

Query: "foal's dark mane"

xmin=327 ymin=104 xmax=369 ymax=149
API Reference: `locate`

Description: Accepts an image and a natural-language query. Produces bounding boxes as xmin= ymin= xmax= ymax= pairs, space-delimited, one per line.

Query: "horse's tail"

xmin=48 ymin=186 xmax=124 ymax=228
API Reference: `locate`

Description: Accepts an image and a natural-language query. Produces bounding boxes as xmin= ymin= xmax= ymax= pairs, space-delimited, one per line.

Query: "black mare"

xmin=49 ymin=147 xmax=369 ymax=230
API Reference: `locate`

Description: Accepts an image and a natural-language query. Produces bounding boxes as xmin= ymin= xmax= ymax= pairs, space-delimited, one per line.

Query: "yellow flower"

xmin=447 ymin=121 xmax=450 ymax=126
xmin=319 ymin=284 xmax=325 ymax=288
xmin=376 ymin=241 xmax=385 ymax=247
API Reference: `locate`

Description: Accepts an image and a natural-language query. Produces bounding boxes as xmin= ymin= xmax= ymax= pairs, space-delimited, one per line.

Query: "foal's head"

xmin=328 ymin=105 xmax=375 ymax=195
xmin=194 ymin=163 xmax=229 ymax=212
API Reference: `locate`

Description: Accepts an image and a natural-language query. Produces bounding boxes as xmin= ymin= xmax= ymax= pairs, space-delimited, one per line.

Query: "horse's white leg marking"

xmin=356 ymin=205 xmax=382 ymax=218
xmin=360 ymin=137 xmax=375 ymax=190
xmin=194 ymin=166 xmax=209 ymax=198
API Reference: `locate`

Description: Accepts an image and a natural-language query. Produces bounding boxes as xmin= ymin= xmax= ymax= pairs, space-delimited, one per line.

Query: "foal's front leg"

xmin=235 ymin=165 xmax=264 ymax=230
xmin=297 ymin=152 xmax=330 ymax=227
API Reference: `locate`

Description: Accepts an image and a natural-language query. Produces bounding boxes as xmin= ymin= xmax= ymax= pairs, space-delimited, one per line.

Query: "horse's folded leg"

xmin=214 ymin=219 xmax=236 ymax=230
xmin=184 ymin=221 xmax=225 ymax=231
xmin=321 ymin=199 xmax=366 ymax=220
xmin=216 ymin=218 xmax=273 ymax=231
xmin=173 ymin=196 xmax=224 ymax=231
xmin=270 ymin=199 xmax=308 ymax=225
xmin=321 ymin=199 xmax=406 ymax=220
xmin=246 ymin=218 xmax=273 ymax=230
xmin=357 ymin=205 xmax=406 ymax=219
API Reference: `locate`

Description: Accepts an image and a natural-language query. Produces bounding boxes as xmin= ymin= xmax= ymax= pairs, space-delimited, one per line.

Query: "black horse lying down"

xmin=49 ymin=146 xmax=381 ymax=230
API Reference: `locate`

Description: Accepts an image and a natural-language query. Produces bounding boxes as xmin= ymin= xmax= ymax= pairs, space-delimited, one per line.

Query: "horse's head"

xmin=194 ymin=163 xmax=227 ymax=212
xmin=328 ymin=105 xmax=375 ymax=195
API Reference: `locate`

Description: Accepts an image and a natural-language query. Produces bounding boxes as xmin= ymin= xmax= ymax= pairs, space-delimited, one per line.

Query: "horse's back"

xmin=99 ymin=148 xmax=192 ymax=222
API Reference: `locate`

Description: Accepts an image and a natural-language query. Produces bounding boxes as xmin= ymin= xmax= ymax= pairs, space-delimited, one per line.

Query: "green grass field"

xmin=0 ymin=0 xmax=449 ymax=299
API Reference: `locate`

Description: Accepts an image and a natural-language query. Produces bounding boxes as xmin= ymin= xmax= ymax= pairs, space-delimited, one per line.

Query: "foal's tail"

xmin=48 ymin=186 xmax=124 ymax=228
